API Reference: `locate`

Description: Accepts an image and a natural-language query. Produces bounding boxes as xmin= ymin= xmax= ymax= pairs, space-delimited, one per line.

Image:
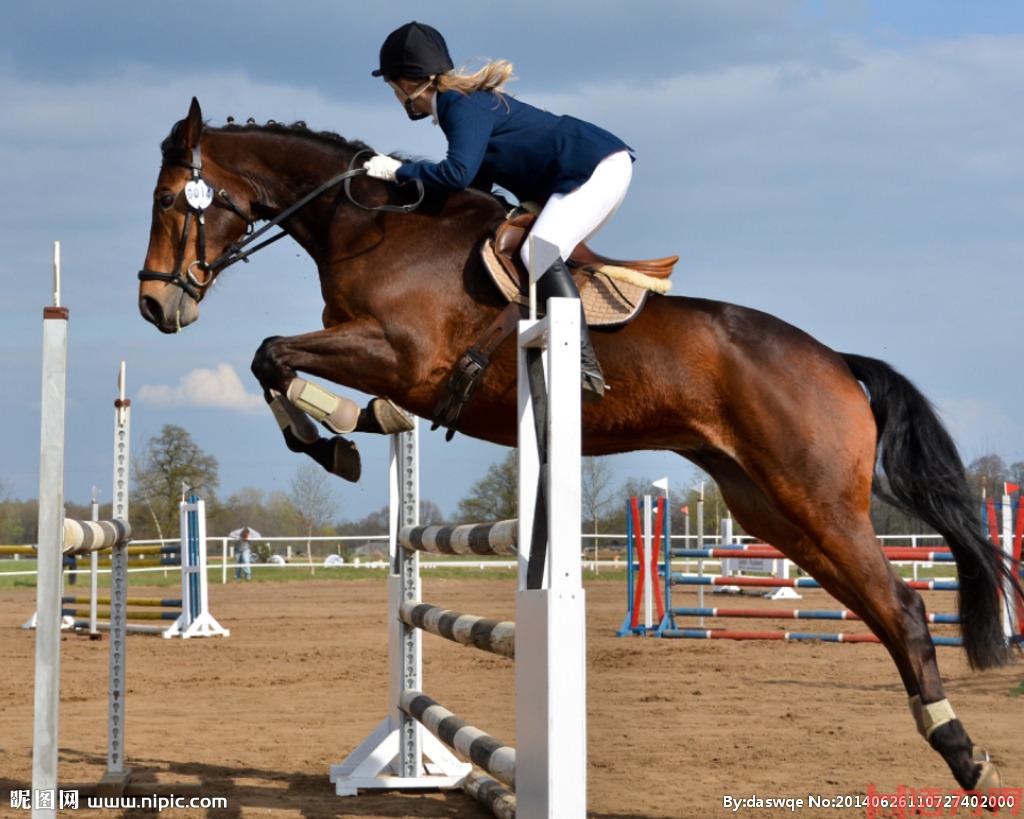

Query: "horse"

xmin=137 ymin=98 xmax=1019 ymax=794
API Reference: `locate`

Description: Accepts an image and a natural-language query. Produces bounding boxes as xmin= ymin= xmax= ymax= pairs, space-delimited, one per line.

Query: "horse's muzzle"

xmin=138 ymin=284 xmax=199 ymax=334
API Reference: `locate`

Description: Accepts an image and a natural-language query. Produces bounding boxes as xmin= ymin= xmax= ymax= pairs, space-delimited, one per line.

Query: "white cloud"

xmin=138 ymin=364 xmax=264 ymax=414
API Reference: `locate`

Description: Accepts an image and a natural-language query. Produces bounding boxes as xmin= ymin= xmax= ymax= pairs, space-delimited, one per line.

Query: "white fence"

xmin=1 ymin=532 xmax=951 ymax=586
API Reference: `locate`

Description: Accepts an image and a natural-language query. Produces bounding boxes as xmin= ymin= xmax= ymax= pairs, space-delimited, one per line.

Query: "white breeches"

xmin=519 ymin=149 xmax=633 ymax=270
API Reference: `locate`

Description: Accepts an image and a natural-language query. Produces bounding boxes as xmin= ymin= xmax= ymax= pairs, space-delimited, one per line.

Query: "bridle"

xmin=138 ymin=144 xmax=424 ymax=301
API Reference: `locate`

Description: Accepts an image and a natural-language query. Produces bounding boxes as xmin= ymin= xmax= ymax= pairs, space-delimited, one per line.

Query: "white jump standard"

xmin=32 ymin=244 xmax=134 ymax=819
xmin=330 ymin=297 xmax=587 ymax=819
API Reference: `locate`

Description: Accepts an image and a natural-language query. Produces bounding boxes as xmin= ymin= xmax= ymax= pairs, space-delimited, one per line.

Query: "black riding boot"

xmin=536 ymin=258 xmax=606 ymax=402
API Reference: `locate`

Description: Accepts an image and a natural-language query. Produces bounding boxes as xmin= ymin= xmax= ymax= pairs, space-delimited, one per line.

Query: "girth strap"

xmin=432 ymin=303 xmax=523 ymax=441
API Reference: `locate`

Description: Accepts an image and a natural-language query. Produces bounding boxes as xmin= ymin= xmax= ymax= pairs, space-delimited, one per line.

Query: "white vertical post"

xmin=643 ymin=494 xmax=653 ymax=630
xmin=104 ymin=363 xmax=131 ymax=784
xmin=166 ymin=498 xmax=228 ymax=639
xmin=696 ymin=485 xmax=705 ymax=626
xmin=392 ymin=425 xmax=421 ymax=777
xmin=52 ymin=241 xmax=61 ymax=307
xmin=331 ymin=421 xmax=468 ymax=794
xmin=1000 ymin=492 xmax=1014 ymax=640
xmin=516 ymin=297 xmax=587 ymax=819
xmin=720 ymin=515 xmax=734 ymax=578
xmin=32 ymin=247 xmax=68 ymax=819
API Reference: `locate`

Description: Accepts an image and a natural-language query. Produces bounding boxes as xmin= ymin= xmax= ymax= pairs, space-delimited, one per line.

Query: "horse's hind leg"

xmin=695 ymin=451 xmax=1001 ymax=794
xmin=801 ymin=526 xmax=1000 ymax=793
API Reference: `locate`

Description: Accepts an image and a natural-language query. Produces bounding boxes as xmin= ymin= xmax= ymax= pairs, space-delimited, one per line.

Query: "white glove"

xmin=363 ymin=154 xmax=403 ymax=182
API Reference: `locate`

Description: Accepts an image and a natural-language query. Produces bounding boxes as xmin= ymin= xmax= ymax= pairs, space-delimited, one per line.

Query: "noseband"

xmin=138 ymin=145 xmax=424 ymax=300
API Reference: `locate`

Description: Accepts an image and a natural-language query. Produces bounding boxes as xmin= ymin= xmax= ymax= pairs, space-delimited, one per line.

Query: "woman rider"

xmin=362 ymin=21 xmax=634 ymax=402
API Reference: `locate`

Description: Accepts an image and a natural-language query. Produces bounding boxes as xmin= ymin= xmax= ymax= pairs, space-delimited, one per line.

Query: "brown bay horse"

xmin=138 ymin=99 xmax=1019 ymax=794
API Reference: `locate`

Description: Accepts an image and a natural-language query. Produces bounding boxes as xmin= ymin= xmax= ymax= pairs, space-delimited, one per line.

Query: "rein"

xmin=138 ymin=145 xmax=424 ymax=300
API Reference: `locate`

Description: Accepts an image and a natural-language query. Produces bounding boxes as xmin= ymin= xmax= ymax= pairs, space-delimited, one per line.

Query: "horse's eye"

xmin=159 ymin=193 xmax=176 ymax=209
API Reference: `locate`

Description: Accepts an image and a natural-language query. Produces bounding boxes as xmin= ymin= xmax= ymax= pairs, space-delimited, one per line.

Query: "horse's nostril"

xmin=139 ymin=295 xmax=163 ymax=326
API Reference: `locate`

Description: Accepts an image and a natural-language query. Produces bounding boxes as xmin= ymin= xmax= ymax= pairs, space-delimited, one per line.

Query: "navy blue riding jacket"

xmin=395 ymin=90 xmax=633 ymax=204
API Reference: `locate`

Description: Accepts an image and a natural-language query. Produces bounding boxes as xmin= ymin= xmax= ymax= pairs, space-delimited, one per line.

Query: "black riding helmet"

xmin=372 ymin=21 xmax=454 ymax=80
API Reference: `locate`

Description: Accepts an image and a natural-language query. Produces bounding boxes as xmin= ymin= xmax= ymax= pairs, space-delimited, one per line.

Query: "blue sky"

xmin=3 ymin=2 xmax=1023 ymax=520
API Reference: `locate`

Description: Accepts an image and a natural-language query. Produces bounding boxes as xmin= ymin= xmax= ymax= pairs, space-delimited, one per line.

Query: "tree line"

xmin=1 ymin=425 xmax=1020 ymax=547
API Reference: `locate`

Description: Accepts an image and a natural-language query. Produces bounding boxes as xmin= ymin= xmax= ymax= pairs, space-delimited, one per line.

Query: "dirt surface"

xmin=0 ymin=578 xmax=1020 ymax=818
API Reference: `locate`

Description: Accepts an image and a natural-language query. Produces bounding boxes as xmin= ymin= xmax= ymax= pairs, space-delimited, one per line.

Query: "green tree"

xmin=0 ymin=481 xmax=34 ymax=544
xmin=869 ymin=496 xmax=936 ymax=537
xmin=210 ymin=487 xmax=295 ymax=537
xmin=132 ymin=425 xmax=219 ymax=540
xmin=966 ymin=454 xmax=1008 ymax=500
xmin=289 ymin=464 xmax=339 ymax=536
xmin=289 ymin=462 xmax=341 ymax=573
xmin=456 ymin=452 xmax=517 ymax=523
xmin=1009 ymin=462 xmax=1024 ymax=490
xmin=581 ymin=457 xmax=615 ymax=538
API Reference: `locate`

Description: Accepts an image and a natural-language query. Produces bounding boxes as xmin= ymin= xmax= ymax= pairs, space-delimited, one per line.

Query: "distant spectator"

xmin=234 ymin=528 xmax=253 ymax=582
xmin=63 ymin=553 xmax=78 ymax=586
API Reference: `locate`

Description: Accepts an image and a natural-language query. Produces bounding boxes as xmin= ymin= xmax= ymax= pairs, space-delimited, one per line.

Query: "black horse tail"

xmin=842 ymin=352 xmax=1021 ymax=670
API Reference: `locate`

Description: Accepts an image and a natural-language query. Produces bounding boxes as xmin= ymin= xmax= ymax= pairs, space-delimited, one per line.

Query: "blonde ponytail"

xmin=436 ymin=59 xmax=515 ymax=96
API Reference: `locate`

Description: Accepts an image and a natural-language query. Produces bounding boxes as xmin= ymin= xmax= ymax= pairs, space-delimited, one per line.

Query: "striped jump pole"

xmin=63 ymin=596 xmax=182 ymax=609
xmin=647 ymin=479 xmax=1021 ymax=649
xmin=332 ymin=297 xmax=587 ymax=819
xmin=662 ymin=628 xmax=964 ymax=646
xmin=714 ymin=518 xmax=800 ymax=601
xmin=399 ymin=691 xmax=516 ymax=788
xmin=64 ymin=608 xmax=181 ymax=622
xmin=463 ymin=771 xmax=516 ymax=819
xmin=61 ymin=520 xmax=132 ymax=555
xmin=399 ymin=520 xmax=517 ymax=556
xmin=669 ymin=573 xmax=961 ymax=592
xmin=670 ymin=606 xmax=961 ymax=624
xmin=671 ymin=547 xmax=956 ymax=563
xmin=398 ymin=602 xmax=515 ymax=658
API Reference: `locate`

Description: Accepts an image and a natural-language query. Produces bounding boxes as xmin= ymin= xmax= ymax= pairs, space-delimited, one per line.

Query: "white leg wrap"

xmin=908 ymin=695 xmax=926 ymax=737
xmin=286 ymin=377 xmax=359 ymax=435
xmin=909 ymin=696 xmax=957 ymax=741
xmin=268 ymin=390 xmax=320 ymax=445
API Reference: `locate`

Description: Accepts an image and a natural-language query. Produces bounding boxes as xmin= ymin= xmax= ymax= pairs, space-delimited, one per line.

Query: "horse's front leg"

xmin=250 ymin=321 xmax=414 ymax=483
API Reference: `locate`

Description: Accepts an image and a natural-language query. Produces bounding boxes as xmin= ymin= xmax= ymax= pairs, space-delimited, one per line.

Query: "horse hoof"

xmin=331 ymin=437 xmax=361 ymax=482
xmin=370 ymin=397 xmax=415 ymax=434
xmin=972 ymin=748 xmax=1002 ymax=794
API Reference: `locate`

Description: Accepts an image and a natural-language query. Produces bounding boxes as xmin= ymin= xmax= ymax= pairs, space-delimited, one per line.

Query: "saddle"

xmin=481 ymin=213 xmax=677 ymax=327
xmin=433 ymin=214 xmax=680 ymax=440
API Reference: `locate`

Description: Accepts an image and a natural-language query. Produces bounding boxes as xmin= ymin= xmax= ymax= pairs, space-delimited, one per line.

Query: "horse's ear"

xmin=182 ymin=97 xmax=203 ymax=148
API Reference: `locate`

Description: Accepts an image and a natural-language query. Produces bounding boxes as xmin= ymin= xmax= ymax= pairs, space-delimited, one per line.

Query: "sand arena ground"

xmin=0 ymin=576 xmax=1020 ymax=818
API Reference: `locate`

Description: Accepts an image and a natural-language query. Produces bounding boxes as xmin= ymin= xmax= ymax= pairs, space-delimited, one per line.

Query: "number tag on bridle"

xmin=185 ymin=179 xmax=214 ymax=211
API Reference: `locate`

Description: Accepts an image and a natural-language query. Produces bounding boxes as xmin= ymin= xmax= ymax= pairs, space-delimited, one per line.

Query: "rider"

xmin=363 ymin=21 xmax=634 ymax=401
